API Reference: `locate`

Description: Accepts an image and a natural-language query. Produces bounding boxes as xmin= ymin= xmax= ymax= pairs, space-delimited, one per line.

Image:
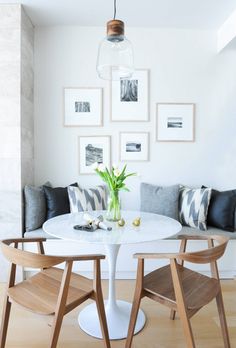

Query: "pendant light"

xmin=96 ymin=0 xmax=134 ymax=80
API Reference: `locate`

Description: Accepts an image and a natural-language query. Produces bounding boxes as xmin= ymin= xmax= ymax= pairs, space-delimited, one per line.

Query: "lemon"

xmin=132 ymin=217 xmax=141 ymax=226
xmin=118 ymin=218 xmax=125 ymax=227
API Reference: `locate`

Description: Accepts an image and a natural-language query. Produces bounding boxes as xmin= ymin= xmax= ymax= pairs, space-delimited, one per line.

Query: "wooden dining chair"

xmin=126 ymin=235 xmax=231 ymax=348
xmin=0 ymin=238 xmax=110 ymax=348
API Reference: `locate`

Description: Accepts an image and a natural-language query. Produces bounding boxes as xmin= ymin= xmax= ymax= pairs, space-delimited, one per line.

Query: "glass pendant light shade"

xmin=96 ymin=20 xmax=134 ymax=80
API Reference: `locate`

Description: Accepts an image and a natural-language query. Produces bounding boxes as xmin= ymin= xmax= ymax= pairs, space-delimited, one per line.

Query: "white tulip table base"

xmin=78 ymin=300 xmax=145 ymax=340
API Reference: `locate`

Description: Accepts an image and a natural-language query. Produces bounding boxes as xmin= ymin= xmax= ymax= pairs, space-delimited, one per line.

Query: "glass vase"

xmin=106 ymin=190 xmax=121 ymax=222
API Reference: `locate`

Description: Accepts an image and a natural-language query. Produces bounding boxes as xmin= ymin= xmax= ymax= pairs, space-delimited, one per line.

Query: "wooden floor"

xmin=0 ymin=280 xmax=235 ymax=347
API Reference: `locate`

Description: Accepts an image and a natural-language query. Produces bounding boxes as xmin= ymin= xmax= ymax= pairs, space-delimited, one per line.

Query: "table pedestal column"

xmin=78 ymin=244 xmax=146 ymax=340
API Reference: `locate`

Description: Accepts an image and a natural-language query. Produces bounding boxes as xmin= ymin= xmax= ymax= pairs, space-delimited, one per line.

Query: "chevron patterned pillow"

xmin=68 ymin=185 xmax=107 ymax=213
xmin=179 ymin=186 xmax=212 ymax=231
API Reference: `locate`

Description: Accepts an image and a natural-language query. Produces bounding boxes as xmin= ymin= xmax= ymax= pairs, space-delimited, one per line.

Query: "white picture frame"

xmin=156 ymin=103 xmax=195 ymax=142
xmin=64 ymin=87 xmax=103 ymax=127
xmin=79 ymin=136 xmax=111 ymax=174
xmin=120 ymin=132 xmax=149 ymax=161
xmin=111 ymin=69 xmax=149 ymax=122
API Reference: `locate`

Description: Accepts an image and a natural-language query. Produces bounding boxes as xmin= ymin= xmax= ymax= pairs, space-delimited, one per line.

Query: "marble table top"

xmin=43 ymin=210 xmax=182 ymax=245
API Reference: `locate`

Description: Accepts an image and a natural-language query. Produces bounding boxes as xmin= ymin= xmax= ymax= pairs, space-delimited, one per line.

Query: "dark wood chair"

xmin=0 ymin=238 xmax=110 ymax=348
xmin=126 ymin=235 xmax=231 ymax=348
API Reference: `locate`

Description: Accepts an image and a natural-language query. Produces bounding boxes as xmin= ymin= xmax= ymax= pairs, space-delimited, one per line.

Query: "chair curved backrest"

xmin=0 ymin=239 xmax=66 ymax=269
xmin=0 ymin=238 xmax=111 ymax=348
xmin=126 ymin=234 xmax=231 ymax=348
xmin=177 ymin=235 xmax=229 ymax=264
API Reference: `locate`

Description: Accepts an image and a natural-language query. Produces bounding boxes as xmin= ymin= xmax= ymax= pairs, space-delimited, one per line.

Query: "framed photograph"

xmin=64 ymin=87 xmax=102 ymax=126
xmin=111 ymin=69 xmax=149 ymax=122
xmin=156 ymin=103 xmax=195 ymax=142
xmin=120 ymin=132 xmax=149 ymax=161
xmin=79 ymin=136 xmax=111 ymax=174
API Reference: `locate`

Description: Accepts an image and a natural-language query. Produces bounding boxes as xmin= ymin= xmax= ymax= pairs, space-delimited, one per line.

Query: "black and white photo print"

xmin=79 ymin=136 xmax=110 ymax=174
xmin=75 ymin=101 xmax=90 ymax=113
xmin=85 ymin=144 xmax=103 ymax=166
xmin=120 ymin=79 xmax=138 ymax=102
xmin=167 ymin=117 xmax=183 ymax=128
xmin=126 ymin=142 xmax=141 ymax=152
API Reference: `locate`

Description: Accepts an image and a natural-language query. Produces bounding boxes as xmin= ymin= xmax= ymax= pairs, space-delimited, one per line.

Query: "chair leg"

xmin=95 ymin=294 xmax=110 ymax=348
xmin=49 ymin=261 xmax=73 ymax=348
xmin=0 ymin=296 xmax=11 ymax=348
xmin=49 ymin=311 xmax=65 ymax=348
xmin=216 ymin=291 xmax=231 ymax=348
xmin=170 ymin=309 xmax=176 ymax=320
xmin=178 ymin=309 xmax=195 ymax=348
xmin=125 ymin=293 xmax=142 ymax=348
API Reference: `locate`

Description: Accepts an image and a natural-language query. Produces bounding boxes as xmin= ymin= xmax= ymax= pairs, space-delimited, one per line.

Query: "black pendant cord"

xmin=113 ymin=0 xmax=117 ymax=19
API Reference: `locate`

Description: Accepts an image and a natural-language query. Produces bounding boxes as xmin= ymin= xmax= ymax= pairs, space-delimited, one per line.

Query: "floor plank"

xmin=0 ymin=280 xmax=235 ymax=347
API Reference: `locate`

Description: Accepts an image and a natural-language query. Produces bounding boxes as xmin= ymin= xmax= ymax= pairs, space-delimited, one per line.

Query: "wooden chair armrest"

xmin=134 ymin=253 xmax=178 ymax=260
xmin=2 ymin=238 xmax=47 ymax=245
xmin=177 ymin=234 xmax=212 ymax=241
xmin=64 ymin=254 xmax=106 ymax=262
xmin=22 ymin=237 xmax=47 ymax=243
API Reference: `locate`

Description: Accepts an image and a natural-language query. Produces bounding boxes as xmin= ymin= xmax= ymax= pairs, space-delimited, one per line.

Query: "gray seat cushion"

xmin=167 ymin=225 xmax=236 ymax=240
xmin=24 ymin=228 xmax=57 ymax=239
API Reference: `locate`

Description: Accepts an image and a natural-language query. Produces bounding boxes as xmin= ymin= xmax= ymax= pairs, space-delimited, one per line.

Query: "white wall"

xmin=218 ymin=9 xmax=236 ymax=52
xmin=34 ymin=26 xmax=236 ymax=210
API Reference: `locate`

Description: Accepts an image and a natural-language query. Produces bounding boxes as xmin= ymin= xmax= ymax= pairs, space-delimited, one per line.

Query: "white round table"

xmin=43 ymin=210 xmax=181 ymax=340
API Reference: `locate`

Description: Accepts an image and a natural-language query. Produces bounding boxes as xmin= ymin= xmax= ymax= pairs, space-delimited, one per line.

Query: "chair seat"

xmin=8 ymin=267 xmax=93 ymax=315
xmin=143 ymin=265 xmax=220 ymax=310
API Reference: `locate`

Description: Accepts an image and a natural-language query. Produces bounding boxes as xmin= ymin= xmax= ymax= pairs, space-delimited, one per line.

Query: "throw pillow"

xmin=24 ymin=182 xmax=51 ymax=231
xmin=140 ymin=183 xmax=180 ymax=220
xmin=43 ymin=183 xmax=78 ymax=219
xmin=179 ymin=186 xmax=212 ymax=231
xmin=202 ymin=186 xmax=236 ymax=232
xmin=68 ymin=185 xmax=107 ymax=213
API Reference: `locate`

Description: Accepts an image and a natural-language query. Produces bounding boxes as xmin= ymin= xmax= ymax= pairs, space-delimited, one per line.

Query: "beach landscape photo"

xmin=167 ymin=116 xmax=183 ymax=128
xmin=85 ymin=143 xmax=103 ymax=166
xmin=126 ymin=142 xmax=141 ymax=152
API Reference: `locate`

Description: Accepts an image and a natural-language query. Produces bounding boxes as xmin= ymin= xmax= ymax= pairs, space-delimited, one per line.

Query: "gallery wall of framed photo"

xmin=35 ymin=26 xmax=236 ymax=211
xmin=63 ymin=69 xmax=195 ymax=175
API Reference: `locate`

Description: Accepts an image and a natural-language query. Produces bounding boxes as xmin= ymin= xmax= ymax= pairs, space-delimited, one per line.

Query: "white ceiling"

xmin=2 ymin=0 xmax=236 ymax=29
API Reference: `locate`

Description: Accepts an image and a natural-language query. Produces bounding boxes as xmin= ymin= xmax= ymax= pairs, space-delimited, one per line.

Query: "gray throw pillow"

xmin=68 ymin=185 xmax=107 ymax=212
xmin=140 ymin=183 xmax=179 ymax=220
xmin=24 ymin=182 xmax=51 ymax=231
xmin=179 ymin=186 xmax=212 ymax=231
xmin=235 ymin=210 xmax=236 ymax=230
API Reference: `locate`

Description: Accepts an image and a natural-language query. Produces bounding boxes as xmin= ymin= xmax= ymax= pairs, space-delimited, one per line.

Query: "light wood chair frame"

xmin=0 ymin=238 xmax=110 ymax=348
xmin=126 ymin=235 xmax=231 ymax=348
